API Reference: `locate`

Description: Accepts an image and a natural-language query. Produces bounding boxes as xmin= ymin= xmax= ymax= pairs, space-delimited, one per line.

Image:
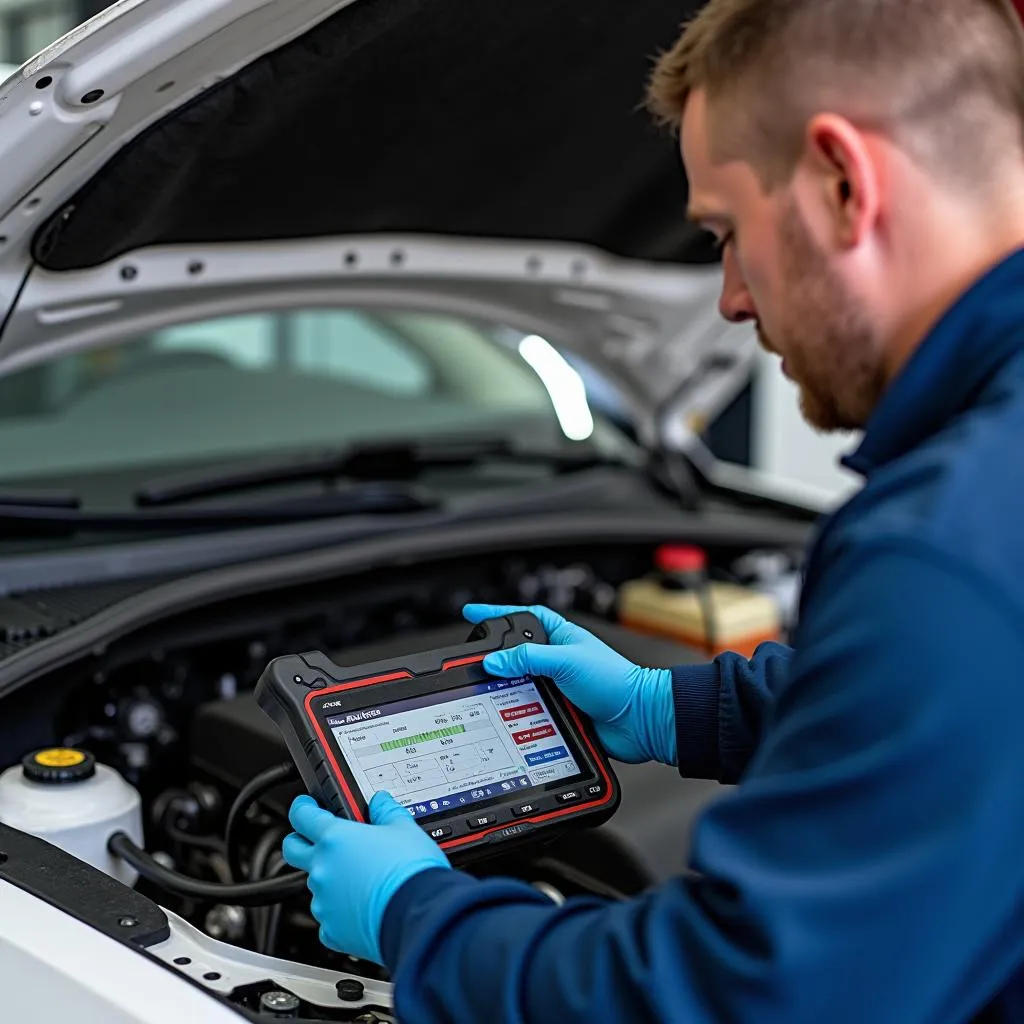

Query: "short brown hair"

xmin=646 ymin=0 xmax=1024 ymax=188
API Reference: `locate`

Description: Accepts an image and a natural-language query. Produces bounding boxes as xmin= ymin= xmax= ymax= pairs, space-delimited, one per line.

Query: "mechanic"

xmin=280 ymin=1 xmax=1024 ymax=1020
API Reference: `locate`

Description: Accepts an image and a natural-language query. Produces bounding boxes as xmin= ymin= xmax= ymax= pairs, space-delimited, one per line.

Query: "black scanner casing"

xmin=254 ymin=613 xmax=619 ymax=860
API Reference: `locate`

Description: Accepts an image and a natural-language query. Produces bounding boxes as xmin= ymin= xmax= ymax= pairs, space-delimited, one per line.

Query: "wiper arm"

xmin=0 ymin=483 xmax=437 ymax=535
xmin=135 ymin=438 xmax=611 ymax=508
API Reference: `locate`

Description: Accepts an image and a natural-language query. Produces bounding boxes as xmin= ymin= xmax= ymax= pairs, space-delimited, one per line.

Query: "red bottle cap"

xmin=655 ymin=544 xmax=707 ymax=575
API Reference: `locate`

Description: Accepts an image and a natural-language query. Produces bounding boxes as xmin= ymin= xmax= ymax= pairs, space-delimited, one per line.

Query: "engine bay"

xmin=0 ymin=539 xmax=800 ymax=1020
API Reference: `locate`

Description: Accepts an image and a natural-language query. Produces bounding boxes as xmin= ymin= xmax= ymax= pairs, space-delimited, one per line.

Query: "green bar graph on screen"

xmin=380 ymin=724 xmax=466 ymax=751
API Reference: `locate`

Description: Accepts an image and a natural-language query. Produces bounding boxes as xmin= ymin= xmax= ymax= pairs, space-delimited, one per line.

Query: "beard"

xmin=758 ymin=200 xmax=887 ymax=432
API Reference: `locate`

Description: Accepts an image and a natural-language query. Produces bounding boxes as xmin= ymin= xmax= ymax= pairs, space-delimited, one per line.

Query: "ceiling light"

xmin=518 ymin=334 xmax=594 ymax=441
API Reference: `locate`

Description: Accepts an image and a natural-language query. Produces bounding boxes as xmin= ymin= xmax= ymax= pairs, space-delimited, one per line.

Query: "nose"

xmin=717 ymin=247 xmax=756 ymax=324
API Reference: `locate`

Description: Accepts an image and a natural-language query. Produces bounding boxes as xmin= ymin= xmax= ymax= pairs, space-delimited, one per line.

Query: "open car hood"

xmin=0 ymin=0 xmax=751 ymax=449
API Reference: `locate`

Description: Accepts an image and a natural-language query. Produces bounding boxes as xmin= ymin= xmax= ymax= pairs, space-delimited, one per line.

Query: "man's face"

xmin=680 ymin=90 xmax=887 ymax=432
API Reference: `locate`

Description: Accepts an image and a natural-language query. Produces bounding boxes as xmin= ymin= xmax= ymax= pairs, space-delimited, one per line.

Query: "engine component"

xmin=119 ymin=693 xmax=165 ymax=740
xmin=153 ymin=781 xmax=223 ymax=843
xmin=205 ymin=904 xmax=247 ymax=943
xmin=516 ymin=561 xmax=617 ymax=616
xmin=732 ymin=548 xmax=803 ymax=630
xmin=191 ymin=694 xmax=305 ymax=806
xmin=618 ymin=545 xmax=783 ymax=657
xmin=0 ymin=747 xmax=143 ymax=885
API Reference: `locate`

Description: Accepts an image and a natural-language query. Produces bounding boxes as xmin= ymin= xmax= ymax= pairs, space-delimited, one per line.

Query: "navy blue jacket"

xmin=381 ymin=249 xmax=1024 ymax=1023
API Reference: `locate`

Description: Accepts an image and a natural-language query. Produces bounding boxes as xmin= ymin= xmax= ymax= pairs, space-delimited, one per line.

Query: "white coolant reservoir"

xmin=0 ymin=748 xmax=143 ymax=885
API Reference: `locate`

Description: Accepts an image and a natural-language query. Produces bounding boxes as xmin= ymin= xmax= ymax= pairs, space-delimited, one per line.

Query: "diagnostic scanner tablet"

xmin=254 ymin=613 xmax=619 ymax=859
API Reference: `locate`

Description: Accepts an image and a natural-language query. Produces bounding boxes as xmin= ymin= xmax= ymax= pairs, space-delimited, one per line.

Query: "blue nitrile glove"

xmin=281 ymin=791 xmax=450 ymax=964
xmin=463 ymin=604 xmax=676 ymax=765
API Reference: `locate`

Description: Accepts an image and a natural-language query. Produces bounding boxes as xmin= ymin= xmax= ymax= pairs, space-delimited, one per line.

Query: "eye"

xmin=712 ymin=230 xmax=734 ymax=254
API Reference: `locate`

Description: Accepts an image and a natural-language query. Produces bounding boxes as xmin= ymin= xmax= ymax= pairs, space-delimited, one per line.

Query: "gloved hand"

xmin=281 ymin=791 xmax=451 ymax=964
xmin=463 ymin=604 xmax=676 ymax=765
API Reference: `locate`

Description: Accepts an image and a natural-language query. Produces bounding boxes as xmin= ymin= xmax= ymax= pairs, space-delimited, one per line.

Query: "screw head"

xmin=523 ymin=630 xmax=534 ymax=639
xmin=118 ymin=916 xmax=137 ymax=928
xmin=260 ymin=990 xmax=300 ymax=1015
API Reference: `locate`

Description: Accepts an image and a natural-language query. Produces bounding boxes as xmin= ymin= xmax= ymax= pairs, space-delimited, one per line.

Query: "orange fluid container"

xmin=618 ymin=577 xmax=782 ymax=658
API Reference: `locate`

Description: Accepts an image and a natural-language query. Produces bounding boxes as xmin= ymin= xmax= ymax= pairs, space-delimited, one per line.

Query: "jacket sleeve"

xmin=380 ymin=540 xmax=1024 ymax=1024
xmin=673 ymin=641 xmax=794 ymax=783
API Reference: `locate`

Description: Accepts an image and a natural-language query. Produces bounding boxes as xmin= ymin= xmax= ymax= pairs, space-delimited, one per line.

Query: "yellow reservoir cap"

xmin=33 ymin=748 xmax=87 ymax=768
xmin=21 ymin=747 xmax=96 ymax=784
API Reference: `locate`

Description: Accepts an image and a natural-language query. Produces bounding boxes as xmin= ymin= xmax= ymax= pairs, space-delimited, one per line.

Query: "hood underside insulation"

xmin=34 ymin=0 xmax=716 ymax=271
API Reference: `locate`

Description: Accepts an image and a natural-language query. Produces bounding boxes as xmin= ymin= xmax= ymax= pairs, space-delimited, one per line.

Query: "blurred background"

xmin=0 ymin=0 xmax=106 ymax=65
xmin=0 ymin=0 xmax=861 ymax=507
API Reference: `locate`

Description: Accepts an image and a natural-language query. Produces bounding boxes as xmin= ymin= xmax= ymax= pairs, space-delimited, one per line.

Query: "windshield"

xmin=0 ymin=305 xmax=609 ymax=487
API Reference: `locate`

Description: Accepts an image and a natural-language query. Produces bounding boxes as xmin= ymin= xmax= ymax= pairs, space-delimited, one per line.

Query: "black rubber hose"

xmin=259 ymin=855 xmax=292 ymax=956
xmin=225 ymin=761 xmax=299 ymax=883
xmin=249 ymin=828 xmax=286 ymax=951
xmin=108 ymin=831 xmax=308 ymax=906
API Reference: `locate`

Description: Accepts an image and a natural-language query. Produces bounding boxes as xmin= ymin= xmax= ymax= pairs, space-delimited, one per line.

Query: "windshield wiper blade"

xmin=0 ymin=490 xmax=81 ymax=509
xmin=0 ymin=483 xmax=438 ymax=535
xmin=135 ymin=438 xmax=611 ymax=509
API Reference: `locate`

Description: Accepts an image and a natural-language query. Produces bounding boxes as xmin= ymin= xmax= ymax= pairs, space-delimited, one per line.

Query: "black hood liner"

xmin=34 ymin=0 xmax=716 ymax=272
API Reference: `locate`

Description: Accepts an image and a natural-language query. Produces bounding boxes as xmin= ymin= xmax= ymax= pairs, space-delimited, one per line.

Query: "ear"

xmin=802 ymin=114 xmax=881 ymax=248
